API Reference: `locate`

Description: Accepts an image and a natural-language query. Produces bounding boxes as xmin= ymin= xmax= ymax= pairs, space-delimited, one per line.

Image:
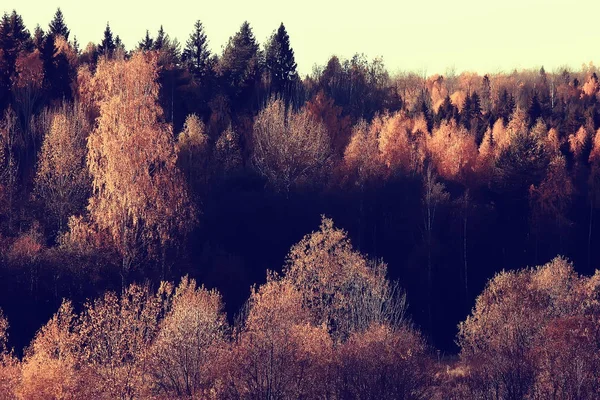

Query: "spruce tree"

xmin=265 ymin=23 xmax=298 ymax=97
xmin=98 ymin=23 xmax=116 ymax=58
xmin=33 ymin=24 xmax=45 ymax=51
xmin=220 ymin=21 xmax=261 ymax=90
xmin=48 ymin=8 xmax=70 ymax=40
xmin=154 ymin=25 xmax=165 ymax=51
xmin=182 ymin=20 xmax=210 ymax=79
xmin=9 ymin=10 xmax=32 ymax=52
xmin=138 ymin=30 xmax=154 ymax=51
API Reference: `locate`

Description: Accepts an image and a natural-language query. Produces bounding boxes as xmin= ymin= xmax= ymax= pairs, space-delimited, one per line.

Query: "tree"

xmin=77 ymin=283 xmax=171 ymax=398
xmin=0 ymin=308 xmax=19 ymax=399
xmin=97 ymin=23 xmax=115 ymax=58
xmin=32 ymin=24 xmax=44 ymax=51
xmin=0 ymin=11 xmax=33 ymax=111
xmin=306 ymin=90 xmax=352 ymax=156
xmin=137 ymin=30 xmax=153 ymax=52
xmin=214 ymin=125 xmax=242 ymax=175
xmin=176 ymin=114 xmax=210 ymax=202
xmin=458 ymin=257 xmax=600 ymax=399
xmin=265 ymin=23 xmax=298 ymax=99
xmin=283 ymin=216 xmax=407 ymax=340
xmin=153 ymin=25 xmax=166 ymax=51
xmin=252 ymin=99 xmax=330 ymax=192
xmin=84 ymin=52 xmax=195 ymax=285
xmin=421 ymin=165 xmax=449 ymax=328
xmin=226 ymin=278 xmax=333 ymax=399
xmin=336 ymin=324 xmax=431 ymax=399
xmin=34 ymin=102 xmax=91 ymax=234
xmin=218 ymin=21 xmax=262 ymax=113
xmin=149 ymin=277 xmax=227 ymax=398
xmin=427 ymin=120 xmax=478 ymax=183
xmin=182 ymin=20 xmax=210 ymax=80
xmin=18 ymin=301 xmax=80 ymax=399
xmin=48 ymin=8 xmax=70 ymax=40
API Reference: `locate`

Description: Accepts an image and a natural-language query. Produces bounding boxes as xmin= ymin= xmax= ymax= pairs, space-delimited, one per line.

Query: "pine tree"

xmin=48 ymin=8 xmax=69 ymax=40
xmin=265 ymin=23 xmax=297 ymax=98
xmin=98 ymin=23 xmax=116 ymax=58
xmin=138 ymin=30 xmax=154 ymax=51
xmin=182 ymin=20 xmax=210 ymax=80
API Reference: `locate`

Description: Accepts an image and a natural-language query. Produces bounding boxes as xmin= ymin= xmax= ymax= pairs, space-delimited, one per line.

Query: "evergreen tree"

xmin=115 ymin=35 xmax=124 ymax=52
xmin=219 ymin=21 xmax=262 ymax=113
xmin=48 ymin=8 xmax=69 ymax=40
xmin=529 ymin=93 xmax=542 ymax=126
xmin=265 ymin=23 xmax=298 ymax=98
xmin=98 ymin=23 xmax=116 ymax=58
xmin=182 ymin=20 xmax=210 ymax=80
xmin=496 ymin=89 xmax=515 ymax=123
xmin=33 ymin=24 xmax=45 ymax=51
xmin=0 ymin=11 xmax=32 ymax=110
xmin=9 ymin=10 xmax=32 ymax=52
xmin=73 ymin=35 xmax=80 ymax=55
xmin=138 ymin=30 xmax=154 ymax=51
xmin=41 ymin=33 xmax=72 ymax=101
xmin=154 ymin=25 xmax=165 ymax=51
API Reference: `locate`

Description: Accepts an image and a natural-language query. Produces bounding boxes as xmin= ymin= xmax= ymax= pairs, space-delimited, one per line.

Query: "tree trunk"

xmin=589 ymin=200 xmax=594 ymax=271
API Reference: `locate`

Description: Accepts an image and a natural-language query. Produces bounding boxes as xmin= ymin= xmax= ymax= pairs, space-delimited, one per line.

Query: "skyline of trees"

xmin=1 ymin=7 xmax=600 ymax=397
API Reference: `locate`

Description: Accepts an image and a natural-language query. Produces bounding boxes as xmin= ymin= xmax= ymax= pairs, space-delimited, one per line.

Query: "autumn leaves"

xmin=0 ymin=217 xmax=431 ymax=399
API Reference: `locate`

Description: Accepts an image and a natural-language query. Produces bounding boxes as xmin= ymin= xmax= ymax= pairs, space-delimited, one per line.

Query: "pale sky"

xmin=3 ymin=0 xmax=599 ymax=77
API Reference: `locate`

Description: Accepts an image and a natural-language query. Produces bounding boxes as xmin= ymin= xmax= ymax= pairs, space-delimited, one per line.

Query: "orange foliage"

xmin=84 ymin=52 xmax=195 ymax=274
xmin=458 ymin=257 xmax=600 ymax=398
xmin=336 ymin=324 xmax=431 ymax=399
xmin=569 ymin=126 xmax=590 ymax=159
xmin=427 ymin=120 xmax=478 ymax=182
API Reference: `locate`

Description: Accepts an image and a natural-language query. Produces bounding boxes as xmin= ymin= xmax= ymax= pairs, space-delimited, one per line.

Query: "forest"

xmin=0 ymin=6 xmax=600 ymax=399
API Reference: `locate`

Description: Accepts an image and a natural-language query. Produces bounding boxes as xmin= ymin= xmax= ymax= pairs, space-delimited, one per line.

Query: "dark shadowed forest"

xmin=0 ymin=7 xmax=600 ymax=399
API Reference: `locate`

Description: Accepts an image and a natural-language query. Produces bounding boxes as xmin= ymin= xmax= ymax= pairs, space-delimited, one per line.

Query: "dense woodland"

xmin=0 ymin=7 xmax=600 ymax=399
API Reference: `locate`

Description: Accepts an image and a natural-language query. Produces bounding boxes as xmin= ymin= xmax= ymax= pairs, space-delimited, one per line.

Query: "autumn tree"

xmin=225 ymin=277 xmax=333 ymax=399
xmin=76 ymin=283 xmax=171 ymax=399
xmin=176 ymin=114 xmax=210 ymax=202
xmin=427 ymin=120 xmax=478 ymax=183
xmin=305 ymin=90 xmax=352 ymax=156
xmin=0 ymin=308 xmax=19 ymax=400
xmin=343 ymin=119 xmax=384 ymax=187
xmin=214 ymin=125 xmax=242 ymax=175
xmin=252 ymin=98 xmax=331 ymax=192
xmin=18 ymin=301 xmax=81 ymax=399
xmin=35 ymin=102 xmax=90 ymax=234
xmin=458 ymin=257 xmax=600 ymax=399
xmin=335 ymin=324 xmax=431 ymax=399
xmin=149 ymin=277 xmax=227 ymax=398
xmin=84 ymin=52 xmax=195 ymax=284
xmin=283 ymin=216 xmax=406 ymax=340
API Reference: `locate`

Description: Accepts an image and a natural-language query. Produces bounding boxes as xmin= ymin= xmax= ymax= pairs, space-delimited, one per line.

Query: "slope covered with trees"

xmin=0 ymin=8 xmax=600 ymax=398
